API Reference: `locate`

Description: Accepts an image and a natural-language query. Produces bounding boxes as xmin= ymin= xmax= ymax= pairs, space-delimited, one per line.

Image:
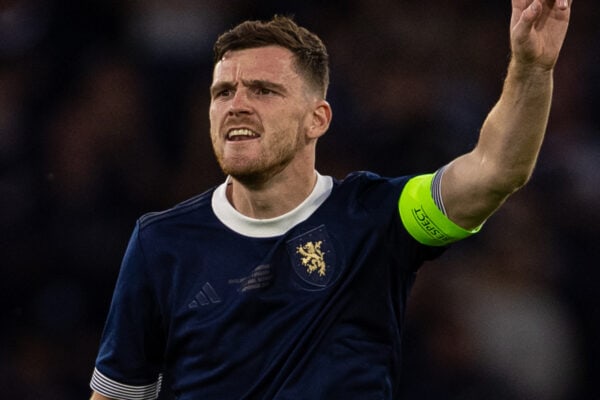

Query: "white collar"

xmin=211 ymin=172 xmax=333 ymax=238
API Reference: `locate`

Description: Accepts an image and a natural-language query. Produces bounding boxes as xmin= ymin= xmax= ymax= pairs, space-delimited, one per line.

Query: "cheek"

xmin=208 ymin=107 xmax=222 ymax=138
xmin=208 ymin=105 xmax=218 ymax=127
xmin=271 ymin=108 xmax=309 ymax=137
xmin=208 ymin=123 xmax=222 ymax=155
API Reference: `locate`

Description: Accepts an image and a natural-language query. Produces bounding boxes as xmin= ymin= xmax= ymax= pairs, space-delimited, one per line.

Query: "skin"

xmin=90 ymin=0 xmax=571 ymax=398
xmin=442 ymin=0 xmax=572 ymax=229
xmin=208 ymin=45 xmax=332 ymax=219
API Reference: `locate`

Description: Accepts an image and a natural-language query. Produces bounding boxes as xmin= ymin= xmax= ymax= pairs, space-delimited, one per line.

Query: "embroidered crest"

xmin=287 ymin=225 xmax=337 ymax=288
xmin=297 ymin=241 xmax=327 ymax=276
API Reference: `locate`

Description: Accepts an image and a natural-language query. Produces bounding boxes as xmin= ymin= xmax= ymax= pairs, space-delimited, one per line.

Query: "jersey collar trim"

xmin=211 ymin=172 xmax=333 ymax=238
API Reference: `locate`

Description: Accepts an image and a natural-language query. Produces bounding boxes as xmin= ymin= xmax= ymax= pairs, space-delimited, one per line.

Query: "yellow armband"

xmin=399 ymin=173 xmax=481 ymax=246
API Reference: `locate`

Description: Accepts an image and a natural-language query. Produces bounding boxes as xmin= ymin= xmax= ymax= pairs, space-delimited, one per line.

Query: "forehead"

xmin=212 ymin=46 xmax=300 ymax=83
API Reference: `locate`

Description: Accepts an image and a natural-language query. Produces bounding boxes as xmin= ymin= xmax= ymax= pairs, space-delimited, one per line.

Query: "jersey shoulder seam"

xmin=139 ymin=187 xmax=215 ymax=230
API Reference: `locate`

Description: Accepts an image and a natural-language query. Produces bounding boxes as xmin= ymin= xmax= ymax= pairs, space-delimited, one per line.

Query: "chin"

xmin=221 ymin=162 xmax=263 ymax=181
xmin=225 ymin=162 xmax=290 ymax=187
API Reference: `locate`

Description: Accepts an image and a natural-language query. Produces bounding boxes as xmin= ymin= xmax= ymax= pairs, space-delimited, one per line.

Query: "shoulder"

xmin=333 ymin=171 xmax=413 ymax=203
xmin=336 ymin=171 xmax=412 ymax=188
xmin=138 ymin=186 xmax=217 ymax=231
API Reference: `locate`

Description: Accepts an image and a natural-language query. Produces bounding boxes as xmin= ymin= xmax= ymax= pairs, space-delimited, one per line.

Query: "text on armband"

xmin=412 ymin=207 xmax=452 ymax=243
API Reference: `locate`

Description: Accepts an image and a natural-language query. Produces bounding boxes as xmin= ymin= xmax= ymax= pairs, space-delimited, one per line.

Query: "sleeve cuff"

xmin=90 ymin=368 xmax=162 ymax=400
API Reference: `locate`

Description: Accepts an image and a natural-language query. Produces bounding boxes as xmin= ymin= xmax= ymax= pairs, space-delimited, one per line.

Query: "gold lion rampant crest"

xmin=296 ymin=241 xmax=327 ymax=276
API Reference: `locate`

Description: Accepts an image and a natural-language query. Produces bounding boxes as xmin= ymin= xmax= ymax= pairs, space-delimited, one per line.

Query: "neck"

xmin=226 ymin=169 xmax=318 ymax=219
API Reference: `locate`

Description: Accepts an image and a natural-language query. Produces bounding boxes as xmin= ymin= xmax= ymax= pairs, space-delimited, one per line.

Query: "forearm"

xmin=439 ymin=0 xmax=571 ymax=230
xmin=442 ymin=59 xmax=554 ymax=229
xmin=475 ymin=58 xmax=554 ymax=190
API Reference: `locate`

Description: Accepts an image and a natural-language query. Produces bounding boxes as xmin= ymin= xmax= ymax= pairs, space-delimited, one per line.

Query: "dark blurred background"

xmin=1 ymin=1 xmax=598 ymax=399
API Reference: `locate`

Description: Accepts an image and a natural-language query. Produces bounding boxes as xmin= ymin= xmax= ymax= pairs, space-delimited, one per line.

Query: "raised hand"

xmin=510 ymin=0 xmax=572 ymax=69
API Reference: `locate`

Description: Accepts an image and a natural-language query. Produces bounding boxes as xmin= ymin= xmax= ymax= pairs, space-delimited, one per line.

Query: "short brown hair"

xmin=213 ymin=15 xmax=330 ymax=98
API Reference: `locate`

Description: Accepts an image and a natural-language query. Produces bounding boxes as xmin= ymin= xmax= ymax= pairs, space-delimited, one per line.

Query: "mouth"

xmin=226 ymin=128 xmax=260 ymax=142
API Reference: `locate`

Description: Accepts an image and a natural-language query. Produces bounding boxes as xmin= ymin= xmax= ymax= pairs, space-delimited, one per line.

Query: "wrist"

xmin=508 ymin=57 xmax=554 ymax=80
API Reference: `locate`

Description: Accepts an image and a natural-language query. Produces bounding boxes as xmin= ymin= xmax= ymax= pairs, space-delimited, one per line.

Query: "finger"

xmin=521 ymin=0 xmax=542 ymax=25
xmin=549 ymin=0 xmax=570 ymax=11
xmin=558 ymin=0 xmax=570 ymax=11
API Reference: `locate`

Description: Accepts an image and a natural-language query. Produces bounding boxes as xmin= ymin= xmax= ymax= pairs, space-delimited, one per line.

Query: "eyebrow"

xmin=210 ymin=79 xmax=288 ymax=97
xmin=243 ymin=79 xmax=288 ymax=94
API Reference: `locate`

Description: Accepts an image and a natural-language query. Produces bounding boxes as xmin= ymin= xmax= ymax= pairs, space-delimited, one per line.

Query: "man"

xmin=90 ymin=1 xmax=572 ymax=398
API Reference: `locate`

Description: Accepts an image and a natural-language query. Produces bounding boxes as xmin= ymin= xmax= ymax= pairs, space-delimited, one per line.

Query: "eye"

xmin=255 ymin=87 xmax=275 ymax=96
xmin=214 ymin=89 xmax=232 ymax=98
xmin=211 ymin=85 xmax=235 ymax=99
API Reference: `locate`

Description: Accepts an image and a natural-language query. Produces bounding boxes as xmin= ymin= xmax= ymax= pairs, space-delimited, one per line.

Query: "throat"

xmin=227 ymin=172 xmax=318 ymax=219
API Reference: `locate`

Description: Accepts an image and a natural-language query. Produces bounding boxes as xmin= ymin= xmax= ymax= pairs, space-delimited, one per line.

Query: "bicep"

xmin=441 ymin=151 xmax=514 ymax=230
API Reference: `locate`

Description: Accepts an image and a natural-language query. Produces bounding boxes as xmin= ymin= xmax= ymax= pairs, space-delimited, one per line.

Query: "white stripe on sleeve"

xmin=90 ymin=367 xmax=162 ymax=400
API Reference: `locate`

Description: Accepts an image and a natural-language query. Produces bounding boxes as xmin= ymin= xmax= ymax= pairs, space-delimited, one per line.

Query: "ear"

xmin=307 ymin=100 xmax=332 ymax=139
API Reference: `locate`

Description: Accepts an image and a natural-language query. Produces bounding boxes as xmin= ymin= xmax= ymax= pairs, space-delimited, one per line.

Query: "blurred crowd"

xmin=1 ymin=1 xmax=598 ymax=399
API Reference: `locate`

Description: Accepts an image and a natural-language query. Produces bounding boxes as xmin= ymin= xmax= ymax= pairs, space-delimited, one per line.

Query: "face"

xmin=209 ymin=46 xmax=321 ymax=184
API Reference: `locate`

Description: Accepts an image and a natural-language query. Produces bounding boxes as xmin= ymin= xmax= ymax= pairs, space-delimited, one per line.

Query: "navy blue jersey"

xmin=92 ymin=171 xmax=444 ymax=399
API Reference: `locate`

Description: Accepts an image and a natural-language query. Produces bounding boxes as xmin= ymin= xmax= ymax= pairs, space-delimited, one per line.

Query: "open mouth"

xmin=227 ymin=128 xmax=260 ymax=141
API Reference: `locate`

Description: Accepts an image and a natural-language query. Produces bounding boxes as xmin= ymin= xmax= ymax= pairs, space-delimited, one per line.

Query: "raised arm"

xmin=441 ymin=0 xmax=572 ymax=230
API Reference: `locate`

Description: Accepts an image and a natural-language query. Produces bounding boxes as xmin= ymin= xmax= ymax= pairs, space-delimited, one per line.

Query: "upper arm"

xmin=398 ymin=172 xmax=481 ymax=246
xmin=441 ymin=151 xmax=516 ymax=230
xmin=91 ymin=223 xmax=164 ymax=399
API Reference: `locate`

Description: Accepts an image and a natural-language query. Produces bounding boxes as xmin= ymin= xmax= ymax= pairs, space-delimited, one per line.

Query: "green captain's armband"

xmin=398 ymin=173 xmax=481 ymax=246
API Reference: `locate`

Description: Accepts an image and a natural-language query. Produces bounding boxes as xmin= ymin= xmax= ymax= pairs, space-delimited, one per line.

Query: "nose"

xmin=228 ymin=88 xmax=252 ymax=116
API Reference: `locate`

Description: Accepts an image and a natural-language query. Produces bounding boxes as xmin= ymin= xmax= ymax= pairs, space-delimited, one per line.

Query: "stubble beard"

xmin=213 ymin=130 xmax=304 ymax=187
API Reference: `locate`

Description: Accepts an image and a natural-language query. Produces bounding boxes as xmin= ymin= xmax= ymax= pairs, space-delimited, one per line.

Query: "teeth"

xmin=228 ymin=128 xmax=258 ymax=139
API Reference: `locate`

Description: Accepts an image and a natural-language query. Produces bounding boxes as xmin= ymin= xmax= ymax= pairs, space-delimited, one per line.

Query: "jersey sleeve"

xmin=398 ymin=172 xmax=481 ymax=246
xmin=90 ymin=222 xmax=164 ymax=400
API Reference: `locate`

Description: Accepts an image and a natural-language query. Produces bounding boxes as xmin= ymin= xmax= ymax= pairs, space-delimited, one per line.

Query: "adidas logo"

xmin=188 ymin=282 xmax=222 ymax=308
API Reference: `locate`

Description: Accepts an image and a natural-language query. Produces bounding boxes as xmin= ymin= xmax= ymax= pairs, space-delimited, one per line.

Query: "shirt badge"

xmin=287 ymin=225 xmax=337 ymax=288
